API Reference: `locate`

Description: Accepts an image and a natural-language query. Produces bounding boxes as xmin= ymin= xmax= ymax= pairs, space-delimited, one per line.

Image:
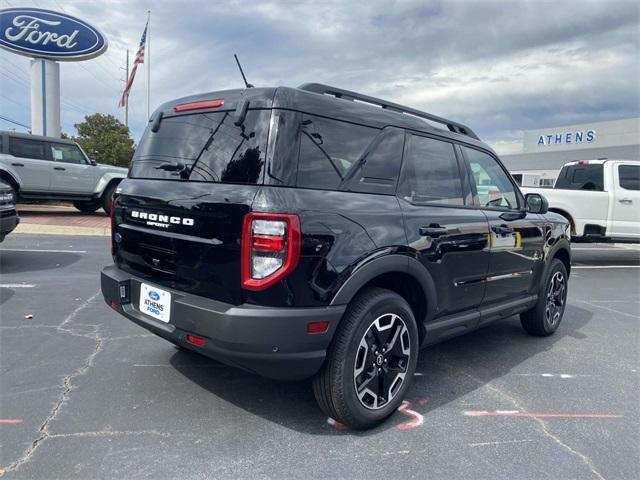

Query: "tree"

xmin=73 ymin=113 xmax=135 ymax=167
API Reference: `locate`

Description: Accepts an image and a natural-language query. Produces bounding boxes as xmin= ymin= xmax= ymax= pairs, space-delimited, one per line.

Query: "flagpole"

xmin=125 ymin=49 xmax=129 ymax=128
xmin=146 ymin=9 xmax=150 ymax=121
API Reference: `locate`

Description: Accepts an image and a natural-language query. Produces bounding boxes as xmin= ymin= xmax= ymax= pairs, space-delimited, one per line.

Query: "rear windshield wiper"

xmin=155 ymin=161 xmax=186 ymax=172
xmin=154 ymin=161 xmax=190 ymax=179
xmin=186 ymin=112 xmax=229 ymax=181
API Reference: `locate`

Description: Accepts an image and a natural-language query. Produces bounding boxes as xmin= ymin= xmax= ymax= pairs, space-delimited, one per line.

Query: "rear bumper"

xmin=101 ymin=265 xmax=345 ymax=380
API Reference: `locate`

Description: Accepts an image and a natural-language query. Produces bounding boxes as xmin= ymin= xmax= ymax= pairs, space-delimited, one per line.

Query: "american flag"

xmin=119 ymin=21 xmax=148 ymax=108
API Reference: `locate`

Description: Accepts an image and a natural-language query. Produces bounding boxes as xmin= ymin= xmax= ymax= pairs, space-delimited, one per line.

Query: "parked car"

xmin=0 ymin=131 xmax=127 ymax=214
xmin=0 ymin=179 xmax=18 ymax=242
xmin=522 ymin=159 xmax=640 ymax=243
xmin=101 ymin=83 xmax=571 ymax=429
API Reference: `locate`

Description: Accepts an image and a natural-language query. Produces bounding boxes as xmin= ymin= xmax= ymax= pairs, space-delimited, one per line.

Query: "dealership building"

xmin=500 ymin=117 xmax=640 ymax=186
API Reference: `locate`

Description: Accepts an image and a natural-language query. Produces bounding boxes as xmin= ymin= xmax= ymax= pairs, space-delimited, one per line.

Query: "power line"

xmin=0 ymin=68 xmax=31 ymax=88
xmin=0 ymin=67 xmax=92 ymax=116
xmin=0 ymin=93 xmax=29 ymax=110
xmin=50 ymin=0 xmax=123 ymax=87
xmin=0 ymin=114 xmax=30 ymax=129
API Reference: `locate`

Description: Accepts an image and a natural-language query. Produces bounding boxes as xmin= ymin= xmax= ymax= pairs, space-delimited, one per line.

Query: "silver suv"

xmin=0 ymin=131 xmax=127 ymax=214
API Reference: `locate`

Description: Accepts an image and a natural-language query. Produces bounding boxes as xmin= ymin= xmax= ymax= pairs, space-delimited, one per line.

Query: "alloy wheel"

xmin=353 ymin=313 xmax=411 ymax=410
xmin=545 ymin=271 xmax=566 ymax=327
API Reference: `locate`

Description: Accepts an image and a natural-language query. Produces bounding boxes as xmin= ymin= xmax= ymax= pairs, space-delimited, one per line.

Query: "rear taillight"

xmin=241 ymin=212 xmax=300 ymax=291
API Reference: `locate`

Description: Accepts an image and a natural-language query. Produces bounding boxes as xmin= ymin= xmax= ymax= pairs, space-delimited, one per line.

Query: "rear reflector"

xmin=307 ymin=321 xmax=330 ymax=334
xmin=174 ymin=99 xmax=224 ymax=112
xmin=110 ymin=300 xmax=118 ymax=310
xmin=251 ymin=235 xmax=285 ymax=252
xmin=187 ymin=334 xmax=205 ymax=347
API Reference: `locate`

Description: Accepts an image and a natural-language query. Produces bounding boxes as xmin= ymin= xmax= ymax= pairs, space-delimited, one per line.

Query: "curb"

xmin=14 ymin=223 xmax=110 ymax=237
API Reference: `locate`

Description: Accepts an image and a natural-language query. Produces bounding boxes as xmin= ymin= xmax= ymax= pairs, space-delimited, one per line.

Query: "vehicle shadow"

xmin=0 ymin=250 xmax=82 ymax=274
xmin=0 ymin=286 xmax=15 ymax=305
xmin=170 ymin=302 xmax=594 ymax=436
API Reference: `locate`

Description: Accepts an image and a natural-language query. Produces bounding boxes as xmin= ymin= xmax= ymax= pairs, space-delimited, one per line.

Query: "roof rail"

xmin=298 ymin=83 xmax=479 ymax=140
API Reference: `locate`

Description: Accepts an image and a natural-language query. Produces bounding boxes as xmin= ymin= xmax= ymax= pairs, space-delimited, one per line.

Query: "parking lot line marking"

xmin=0 ymin=284 xmax=36 ymax=288
xmin=0 ymin=248 xmax=87 ymax=253
xmin=572 ymin=265 xmax=640 ymax=269
xmin=571 ymin=247 xmax=633 ymax=251
xmin=469 ymin=439 xmax=533 ymax=447
xmin=575 ymin=300 xmax=639 ymax=319
xmin=0 ymin=419 xmax=23 ymax=424
xmin=464 ymin=411 xmax=623 ymax=419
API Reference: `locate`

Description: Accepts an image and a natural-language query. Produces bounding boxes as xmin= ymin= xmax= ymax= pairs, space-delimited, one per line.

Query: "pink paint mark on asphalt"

xmin=397 ymin=400 xmax=424 ymax=430
xmin=464 ymin=411 xmax=624 ymax=419
xmin=0 ymin=419 xmax=23 ymax=424
xmin=326 ymin=417 xmax=347 ymax=430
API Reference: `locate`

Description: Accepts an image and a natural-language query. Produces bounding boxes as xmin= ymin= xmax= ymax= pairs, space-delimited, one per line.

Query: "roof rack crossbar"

xmin=298 ymin=83 xmax=479 ymax=140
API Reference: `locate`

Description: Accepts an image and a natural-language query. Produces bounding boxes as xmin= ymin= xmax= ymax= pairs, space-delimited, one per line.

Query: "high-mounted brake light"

xmin=173 ymin=98 xmax=224 ymax=113
xmin=241 ymin=212 xmax=301 ymax=291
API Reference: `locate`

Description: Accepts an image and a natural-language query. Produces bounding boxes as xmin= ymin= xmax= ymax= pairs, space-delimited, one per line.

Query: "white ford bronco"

xmin=0 ymin=130 xmax=127 ymax=214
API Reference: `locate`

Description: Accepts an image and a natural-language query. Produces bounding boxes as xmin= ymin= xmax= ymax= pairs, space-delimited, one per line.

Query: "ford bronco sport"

xmin=101 ymin=84 xmax=571 ymax=429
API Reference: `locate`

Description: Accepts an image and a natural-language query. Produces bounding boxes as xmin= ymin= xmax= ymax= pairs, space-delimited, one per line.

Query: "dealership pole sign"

xmin=0 ymin=8 xmax=108 ymax=136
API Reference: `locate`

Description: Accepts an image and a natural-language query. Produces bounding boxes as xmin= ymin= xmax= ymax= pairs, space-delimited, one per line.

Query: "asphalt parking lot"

xmin=1 ymin=234 xmax=638 ymax=479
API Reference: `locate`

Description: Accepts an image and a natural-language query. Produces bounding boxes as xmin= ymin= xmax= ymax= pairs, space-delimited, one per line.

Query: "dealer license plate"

xmin=139 ymin=283 xmax=171 ymax=323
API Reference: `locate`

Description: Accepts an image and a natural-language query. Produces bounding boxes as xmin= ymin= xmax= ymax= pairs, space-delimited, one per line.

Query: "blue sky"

xmin=1 ymin=0 xmax=638 ymax=153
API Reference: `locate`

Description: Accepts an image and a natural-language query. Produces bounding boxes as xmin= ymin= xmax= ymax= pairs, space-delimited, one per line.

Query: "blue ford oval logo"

xmin=0 ymin=8 xmax=107 ymax=60
xmin=149 ymin=291 xmax=160 ymax=301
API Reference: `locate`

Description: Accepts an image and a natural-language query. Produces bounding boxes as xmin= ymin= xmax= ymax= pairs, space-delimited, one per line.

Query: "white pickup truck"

xmin=521 ymin=159 xmax=640 ymax=243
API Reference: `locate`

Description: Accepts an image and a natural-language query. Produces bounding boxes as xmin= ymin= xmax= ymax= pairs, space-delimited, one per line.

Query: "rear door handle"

xmin=54 ymin=167 xmax=66 ymax=171
xmin=619 ymin=198 xmax=633 ymax=205
xmin=419 ymin=224 xmax=448 ymax=237
xmin=492 ymin=224 xmax=514 ymax=235
xmin=11 ymin=162 xmax=24 ymax=167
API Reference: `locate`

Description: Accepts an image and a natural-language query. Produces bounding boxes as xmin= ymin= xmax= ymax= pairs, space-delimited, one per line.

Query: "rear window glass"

xmin=130 ymin=110 xmax=270 ymax=184
xmin=10 ymin=137 xmax=46 ymax=160
xmin=555 ymin=164 xmax=604 ymax=191
xmin=296 ymin=115 xmax=378 ymax=190
xmin=619 ymin=165 xmax=640 ymax=191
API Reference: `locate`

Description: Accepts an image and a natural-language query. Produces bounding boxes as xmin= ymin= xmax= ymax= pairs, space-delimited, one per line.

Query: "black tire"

xmin=101 ymin=183 xmax=118 ymax=214
xmin=73 ymin=200 xmax=101 ymax=213
xmin=313 ymin=287 xmax=419 ymax=430
xmin=520 ymin=259 xmax=568 ymax=336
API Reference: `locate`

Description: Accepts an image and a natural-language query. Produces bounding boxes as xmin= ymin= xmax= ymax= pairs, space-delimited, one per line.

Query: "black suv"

xmin=101 ymin=84 xmax=571 ymax=429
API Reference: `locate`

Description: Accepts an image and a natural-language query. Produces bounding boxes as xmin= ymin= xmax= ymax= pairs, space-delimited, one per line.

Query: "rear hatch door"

xmin=114 ymin=90 xmax=273 ymax=305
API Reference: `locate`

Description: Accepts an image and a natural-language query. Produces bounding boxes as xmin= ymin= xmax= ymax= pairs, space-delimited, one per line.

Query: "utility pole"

xmin=125 ymin=49 xmax=129 ymax=128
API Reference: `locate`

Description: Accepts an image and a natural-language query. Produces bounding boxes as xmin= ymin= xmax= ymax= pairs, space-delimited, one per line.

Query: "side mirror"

xmin=525 ymin=193 xmax=548 ymax=214
xmin=89 ymin=158 xmax=97 ymax=166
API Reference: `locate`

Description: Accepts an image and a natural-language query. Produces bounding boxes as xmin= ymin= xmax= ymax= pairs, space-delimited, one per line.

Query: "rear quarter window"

xmin=9 ymin=137 xmax=46 ymax=160
xmin=296 ymin=115 xmax=378 ymax=190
